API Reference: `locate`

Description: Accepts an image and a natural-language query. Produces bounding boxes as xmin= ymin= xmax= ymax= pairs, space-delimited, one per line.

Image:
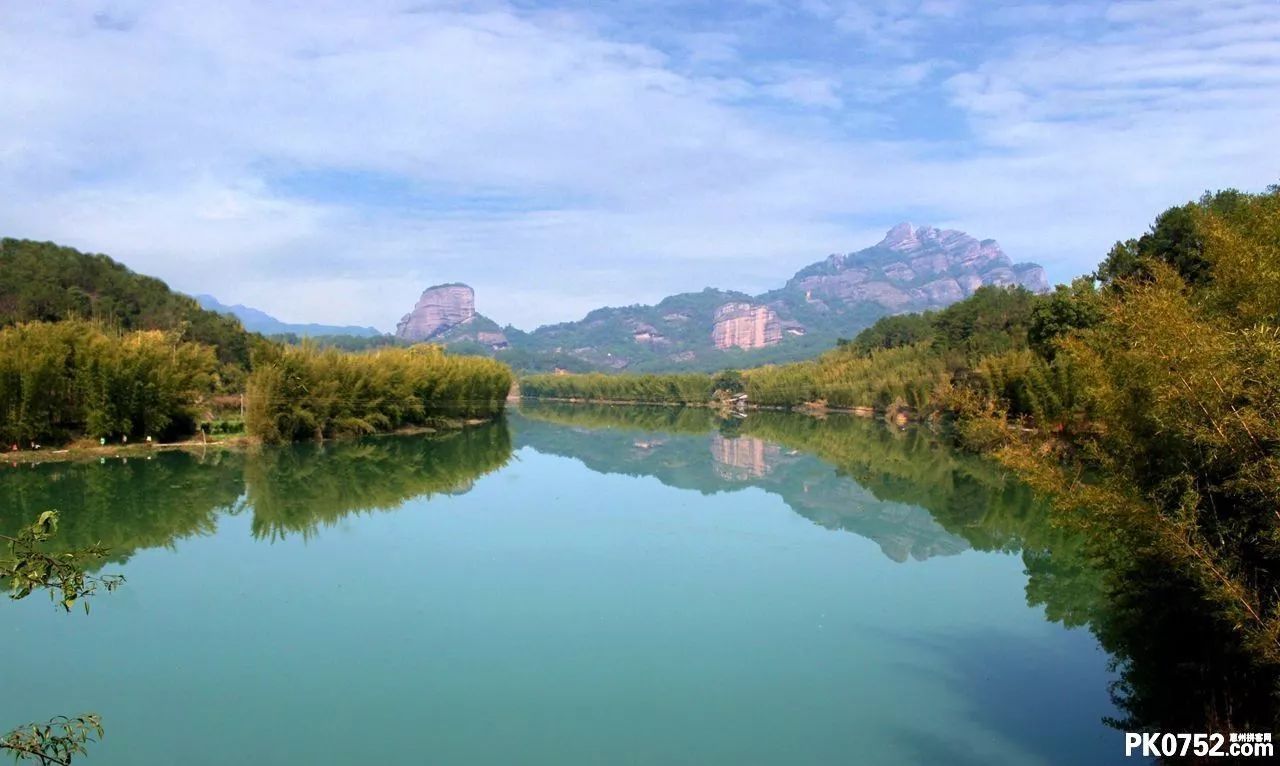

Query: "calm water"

xmin=0 ymin=405 xmax=1134 ymax=764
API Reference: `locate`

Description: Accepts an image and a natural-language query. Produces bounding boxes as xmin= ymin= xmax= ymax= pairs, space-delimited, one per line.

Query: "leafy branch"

xmin=1 ymin=511 xmax=124 ymax=612
xmin=1 ymin=716 xmax=103 ymax=766
xmin=1 ymin=511 xmax=121 ymax=764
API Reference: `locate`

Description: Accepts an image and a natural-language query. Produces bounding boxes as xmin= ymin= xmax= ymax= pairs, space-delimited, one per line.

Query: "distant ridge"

xmin=194 ymin=294 xmax=382 ymax=338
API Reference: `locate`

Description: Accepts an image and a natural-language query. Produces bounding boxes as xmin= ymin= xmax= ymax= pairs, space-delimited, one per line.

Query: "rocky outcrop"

xmin=789 ymin=224 xmax=1049 ymax=312
xmin=476 ymin=331 xmax=509 ymax=350
xmin=395 ymin=284 xmax=476 ymax=341
xmin=631 ymin=322 xmax=666 ymax=344
xmin=711 ymin=302 xmax=782 ymax=350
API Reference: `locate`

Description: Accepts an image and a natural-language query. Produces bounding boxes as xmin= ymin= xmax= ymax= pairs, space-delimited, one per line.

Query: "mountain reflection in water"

xmin=1 ymin=403 xmax=1275 ymax=751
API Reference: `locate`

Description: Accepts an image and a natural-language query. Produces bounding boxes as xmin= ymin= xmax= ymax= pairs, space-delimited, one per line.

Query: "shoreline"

xmin=1 ymin=416 xmax=500 ymax=467
xmin=515 ymin=395 xmax=896 ymax=419
xmin=2 ymin=435 xmax=255 ymax=467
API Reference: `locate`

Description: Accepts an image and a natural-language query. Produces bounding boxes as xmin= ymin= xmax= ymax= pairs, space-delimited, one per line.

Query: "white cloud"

xmin=0 ymin=0 xmax=1276 ymax=330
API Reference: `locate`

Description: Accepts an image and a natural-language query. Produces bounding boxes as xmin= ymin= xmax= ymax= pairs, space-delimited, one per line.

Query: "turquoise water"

xmin=0 ymin=407 xmax=1127 ymax=764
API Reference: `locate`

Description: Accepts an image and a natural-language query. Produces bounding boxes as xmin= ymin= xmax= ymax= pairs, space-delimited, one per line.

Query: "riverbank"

xmin=1 ymin=416 xmax=501 ymax=467
xmin=517 ymin=395 xmax=910 ymax=423
xmin=1 ymin=435 xmax=253 ymax=466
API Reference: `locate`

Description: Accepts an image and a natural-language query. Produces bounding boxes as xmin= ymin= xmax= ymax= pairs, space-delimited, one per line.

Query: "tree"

xmin=850 ymin=312 xmax=935 ymax=353
xmin=1094 ymin=189 xmax=1251 ymax=288
xmin=1027 ymin=278 xmax=1104 ymax=359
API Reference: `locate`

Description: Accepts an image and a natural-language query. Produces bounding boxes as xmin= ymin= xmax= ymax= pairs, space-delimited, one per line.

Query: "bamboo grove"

xmin=0 ymin=325 xmax=514 ymax=447
xmin=244 ymin=343 xmax=512 ymax=444
xmin=0 ymin=320 xmax=216 ymax=446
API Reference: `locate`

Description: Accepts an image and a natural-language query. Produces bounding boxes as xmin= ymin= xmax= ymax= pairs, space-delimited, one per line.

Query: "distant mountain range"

xmin=194 ymin=294 xmax=382 ymax=338
xmin=5 ymin=225 xmax=1046 ymax=372
xmin=393 ymin=223 xmax=1049 ymax=371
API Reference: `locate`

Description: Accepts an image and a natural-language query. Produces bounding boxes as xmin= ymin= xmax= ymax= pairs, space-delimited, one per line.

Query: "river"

xmin=1 ymin=404 xmax=1191 ymax=764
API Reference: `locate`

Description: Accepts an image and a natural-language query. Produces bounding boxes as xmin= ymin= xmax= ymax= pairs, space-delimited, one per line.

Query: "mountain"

xmin=0 ymin=238 xmax=256 ymax=366
xmin=195 ymin=294 xmax=382 ymax=338
xmin=395 ymin=283 xmax=509 ymax=349
xmin=407 ymin=223 xmax=1049 ymax=371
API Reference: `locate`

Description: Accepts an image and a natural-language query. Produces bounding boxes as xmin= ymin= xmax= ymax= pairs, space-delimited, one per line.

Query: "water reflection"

xmin=0 ymin=421 xmax=512 ymax=553
xmin=511 ymin=403 xmax=1037 ymax=564
xmin=510 ymin=403 xmax=1280 ymax=744
xmin=1 ymin=405 xmax=1275 ymax=745
xmin=0 ymin=450 xmax=245 ymax=563
xmin=245 ymin=422 xmax=512 ymax=540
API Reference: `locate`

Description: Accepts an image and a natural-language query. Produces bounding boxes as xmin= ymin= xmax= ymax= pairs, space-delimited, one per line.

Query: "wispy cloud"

xmin=0 ymin=0 xmax=1276 ymax=329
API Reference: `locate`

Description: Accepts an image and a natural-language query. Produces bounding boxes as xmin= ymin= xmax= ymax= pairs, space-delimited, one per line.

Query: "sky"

xmin=2 ymin=0 xmax=1278 ymax=331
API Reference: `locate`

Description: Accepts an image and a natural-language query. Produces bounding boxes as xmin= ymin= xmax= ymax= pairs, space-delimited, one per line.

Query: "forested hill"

xmin=0 ymin=238 xmax=256 ymax=366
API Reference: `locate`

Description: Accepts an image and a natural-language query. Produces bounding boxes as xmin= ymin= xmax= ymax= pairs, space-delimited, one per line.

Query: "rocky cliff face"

xmin=395 ymin=284 xmax=476 ymax=341
xmin=710 ymin=302 xmax=782 ymax=350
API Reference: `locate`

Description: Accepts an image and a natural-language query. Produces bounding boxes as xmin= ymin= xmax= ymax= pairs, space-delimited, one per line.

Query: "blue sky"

xmin=2 ymin=0 xmax=1277 ymax=330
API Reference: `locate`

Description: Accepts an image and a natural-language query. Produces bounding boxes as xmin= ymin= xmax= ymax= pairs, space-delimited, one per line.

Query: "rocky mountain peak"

xmin=787 ymin=223 xmax=1049 ymax=313
xmin=879 ymin=222 xmax=924 ymax=250
xmin=395 ymin=283 xmax=476 ymax=341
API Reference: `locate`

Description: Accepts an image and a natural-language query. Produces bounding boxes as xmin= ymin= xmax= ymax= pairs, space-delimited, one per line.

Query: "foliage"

xmin=245 ymin=343 xmax=513 ymax=444
xmin=1094 ymin=189 xmax=1251 ymax=288
xmin=520 ymin=372 xmax=713 ymax=404
xmin=848 ymin=312 xmax=935 ymax=353
xmin=1 ymin=715 xmax=104 ymax=766
xmin=1000 ymin=184 xmax=1280 ymax=663
xmin=0 ymin=320 xmax=217 ymax=445
xmin=930 ymin=285 xmax=1037 ymax=356
xmin=269 ymin=333 xmax=405 ymax=352
xmin=967 ymin=349 xmax=1080 ymax=422
xmin=1027 ymin=278 xmax=1104 ymax=359
xmin=1 ymin=511 xmax=124 ymax=612
xmin=0 ymin=238 xmax=257 ymax=368
xmin=744 ymin=342 xmax=955 ymax=411
xmin=709 ymin=369 xmax=745 ymax=395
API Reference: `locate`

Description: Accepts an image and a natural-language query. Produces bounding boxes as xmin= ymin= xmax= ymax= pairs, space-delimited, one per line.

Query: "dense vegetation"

xmin=0 ymin=239 xmax=257 ymax=367
xmin=996 ymin=186 xmax=1280 ymax=666
xmin=245 ymin=343 xmax=513 ymax=444
xmin=0 ymin=239 xmax=518 ymax=447
xmin=0 ymin=320 xmax=217 ymax=446
xmin=744 ymin=284 xmax=1045 ymax=411
xmin=268 ymin=333 xmax=406 ymax=352
xmin=520 ymin=371 xmax=715 ymax=404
